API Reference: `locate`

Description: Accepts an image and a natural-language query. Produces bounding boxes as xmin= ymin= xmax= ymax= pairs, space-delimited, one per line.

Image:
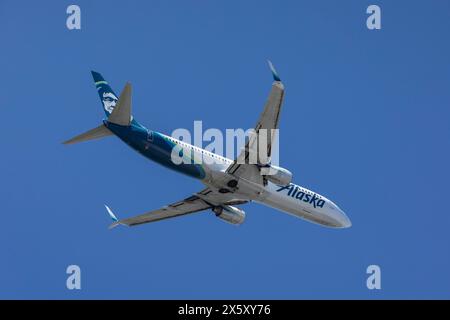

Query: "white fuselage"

xmin=165 ymin=134 xmax=351 ymax=228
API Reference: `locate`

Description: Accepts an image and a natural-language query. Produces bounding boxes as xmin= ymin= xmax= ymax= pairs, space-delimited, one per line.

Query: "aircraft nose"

xmin=336 ymin=207 xmax=352 ymax=228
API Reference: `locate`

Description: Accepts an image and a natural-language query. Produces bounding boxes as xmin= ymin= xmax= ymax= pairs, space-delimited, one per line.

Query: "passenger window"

xmin=147 ymin=130 xmax=153 ymax=142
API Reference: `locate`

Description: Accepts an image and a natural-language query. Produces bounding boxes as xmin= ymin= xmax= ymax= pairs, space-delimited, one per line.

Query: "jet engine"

xmin=263 ymin=165 xmax=292 ymax=186
xmin=213 ymin=205 xmax=246 ymax=225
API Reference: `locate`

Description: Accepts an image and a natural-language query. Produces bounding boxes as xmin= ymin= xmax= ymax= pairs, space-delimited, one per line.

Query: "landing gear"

xmin=218 ymin=180 xmax=238 ymax=193
xmin=227 ymin=179 xmax=238 ymax=188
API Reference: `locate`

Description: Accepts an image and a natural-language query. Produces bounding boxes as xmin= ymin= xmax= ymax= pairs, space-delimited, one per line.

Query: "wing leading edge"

xmin=106 ymin=188 xmax=248 ymax=228
xmin=107 ymin=194 xmax=211 ymax=228
xmin=226 ymin=60 xmax=285 ymax=185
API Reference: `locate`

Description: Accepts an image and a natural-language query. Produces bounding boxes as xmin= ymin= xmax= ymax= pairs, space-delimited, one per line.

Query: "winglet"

xmin=105 ymin=205 xmax=121 ymax=229
xmin=105 ymin=204 xmax=118 ymax=221
xmin=267 ymin=60 xmax=281 ymax=82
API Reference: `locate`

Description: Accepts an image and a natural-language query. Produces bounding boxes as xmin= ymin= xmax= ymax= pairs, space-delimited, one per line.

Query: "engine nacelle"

xmin=263 ymin=165 xmax=293 ymax=186
xmin=213 ymin=205 xmax=246 ymax=225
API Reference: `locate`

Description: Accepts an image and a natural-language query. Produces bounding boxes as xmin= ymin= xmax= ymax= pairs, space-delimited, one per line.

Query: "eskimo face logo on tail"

xmin=276 ymin=184 xmax=325 ymax=209
xmin=102 ymin=92 xmax=118 ymax=113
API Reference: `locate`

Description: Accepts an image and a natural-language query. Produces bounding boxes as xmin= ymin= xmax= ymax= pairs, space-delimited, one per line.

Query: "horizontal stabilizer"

xmin=63 ymin=124 xmax=113 ymax=145
xmin=108 ymin=82 xmax=132 ymax=126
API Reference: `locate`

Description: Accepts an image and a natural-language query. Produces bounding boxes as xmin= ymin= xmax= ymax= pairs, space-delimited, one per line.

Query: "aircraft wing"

xmin=226 ymin=61 xmax=285 ymax=185
xmin=106 ymin=188 xmax=247 ymax=228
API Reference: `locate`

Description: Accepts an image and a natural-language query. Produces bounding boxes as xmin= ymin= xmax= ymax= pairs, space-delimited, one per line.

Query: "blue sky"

xmin=1 ymin=0 xmax=449 ymax=299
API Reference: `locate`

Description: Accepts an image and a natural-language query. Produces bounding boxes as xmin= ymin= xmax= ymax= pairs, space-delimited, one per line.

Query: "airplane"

xmin=63 ymin=62 xmax=351 ymax=229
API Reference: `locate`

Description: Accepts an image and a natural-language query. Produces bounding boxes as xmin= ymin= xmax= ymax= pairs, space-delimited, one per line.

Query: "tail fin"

xmin=91 ymin=71 xmax=132 ymax=126
xmin=63 ymin=72 xmax=135 ymax=145
xmin=63 ymin=124 xmax=113 ymax=145
xmin=91 ymin=71 xmax=119 ymax=117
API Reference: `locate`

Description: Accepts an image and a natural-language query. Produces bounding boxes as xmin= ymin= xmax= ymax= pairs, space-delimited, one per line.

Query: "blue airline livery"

xmin=64 ymin=62 xmax=351 ymax=229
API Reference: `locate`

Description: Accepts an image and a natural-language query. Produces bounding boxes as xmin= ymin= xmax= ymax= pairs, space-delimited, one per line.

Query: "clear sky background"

xmin=0 ymin=0 xmax=449 ymax=299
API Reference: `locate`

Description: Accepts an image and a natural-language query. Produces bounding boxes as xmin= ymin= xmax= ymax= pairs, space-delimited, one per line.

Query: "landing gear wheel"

xmin=227 ymin=180 xmax=238 ymax=188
